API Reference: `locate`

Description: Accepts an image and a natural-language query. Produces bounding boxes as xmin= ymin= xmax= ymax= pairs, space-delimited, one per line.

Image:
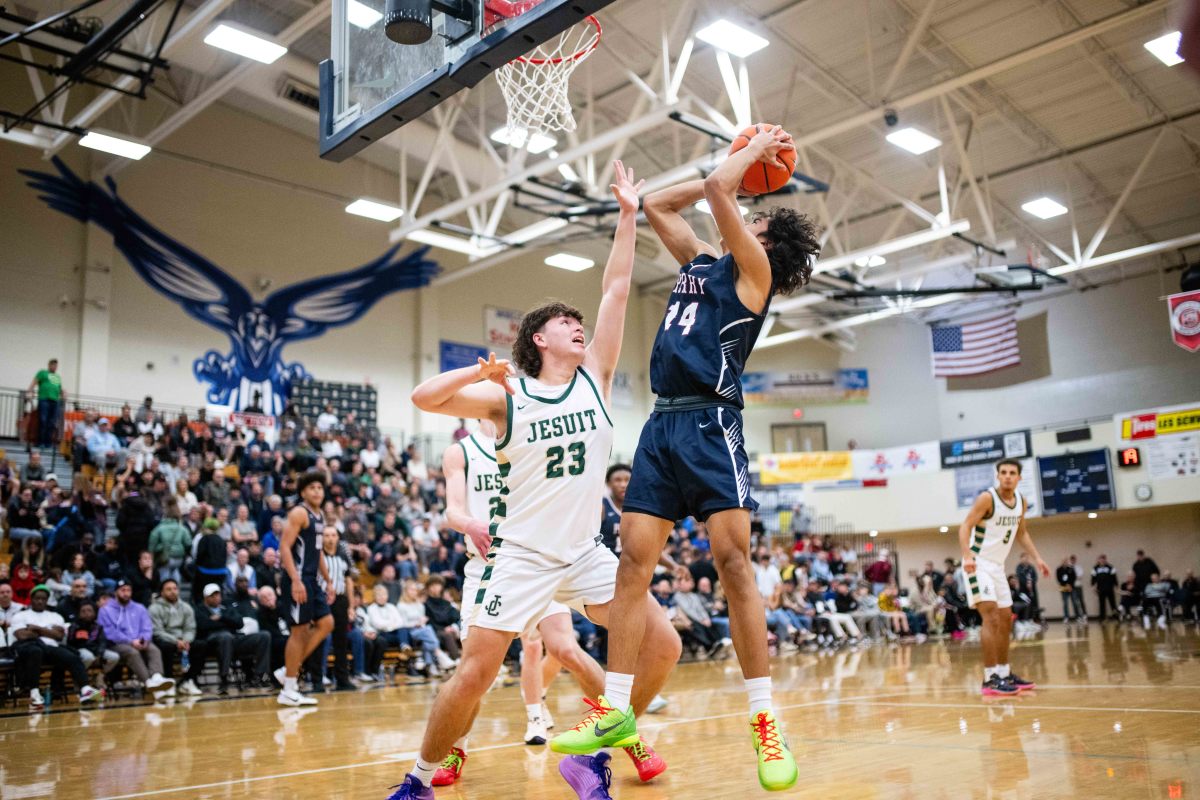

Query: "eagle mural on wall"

xmin=22 ymin=158 xmax=438 ymax=414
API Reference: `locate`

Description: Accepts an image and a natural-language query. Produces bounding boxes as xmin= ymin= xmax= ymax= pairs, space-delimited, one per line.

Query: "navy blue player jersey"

xmin=648 ymin=252 xmax=770 ymax=407
xmin=599 ymin=496 xmax=621 ymax=554
xmin=292 ymin=506 xmax=324 ymax=579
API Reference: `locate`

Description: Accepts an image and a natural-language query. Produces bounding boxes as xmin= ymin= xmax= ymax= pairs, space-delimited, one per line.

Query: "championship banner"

xmin=1115 ymin=402 xmax=1200 ymax=441
xmin=485 ymin=306 xmax=522 ymax=349
xmin=742 ymin=369 xmax=869 ymax=406
xmin=851 ymin=441 xmax=940 ymax=478
xmin=759 ymin=451 xmax=854 ymax=485
xmin=1168 ymin=290 xmax=1200 ymax=351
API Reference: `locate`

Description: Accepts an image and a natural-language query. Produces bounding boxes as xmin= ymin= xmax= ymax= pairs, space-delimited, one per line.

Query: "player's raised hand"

xmin=609 ymin=160 xmax=644 ymax=214
xmin=749 ymin=125 xmax=795 ymax=169
xmin=477 ymin=352 xmax=515 ymax=395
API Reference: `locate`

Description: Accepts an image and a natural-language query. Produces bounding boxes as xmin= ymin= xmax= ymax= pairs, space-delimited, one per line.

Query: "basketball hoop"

xmin=491 ymin=8 xmax=601 ymax=137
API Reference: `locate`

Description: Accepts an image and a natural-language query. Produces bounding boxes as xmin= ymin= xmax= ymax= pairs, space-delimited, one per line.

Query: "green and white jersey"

xmin=969 ymin=487 xmax=1025 ymax=565
xmin=459 ymin=433 xmax=501 ymax=558
xmin=493 ymin=366 xmax=614 ymax=563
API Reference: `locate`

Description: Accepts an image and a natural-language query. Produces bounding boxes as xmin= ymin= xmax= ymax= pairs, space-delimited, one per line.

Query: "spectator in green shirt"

xmin=27 ymin=359 xmax=65 ymax=448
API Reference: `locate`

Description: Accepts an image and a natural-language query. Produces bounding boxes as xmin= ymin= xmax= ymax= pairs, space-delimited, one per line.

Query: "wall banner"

xmin=439 ymin=340 xmax=489 ymax=373
xmin=940 ymin=429 xmax=1032 ymax=468
xmin=485 ymin=306 xmax=522 ymax=350
xmin=758 ymin=451 xmax=854 ymax=485
xmin=742 ymin=369 xmax=869 ymax=406
xmin=1115 ymin=402 xmax=1200 ymax=441
xmin=1168 ymin=290 xmax=1200 ymax=352
xmin=851 ymin=441 xmax=940 ymax=478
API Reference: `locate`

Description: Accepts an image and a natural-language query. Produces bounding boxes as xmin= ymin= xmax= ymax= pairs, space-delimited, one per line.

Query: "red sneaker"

xmin=623 ymin=735 xmax=667 ymax=782
xmin=431 ymin=747 xmax=467 ymax=786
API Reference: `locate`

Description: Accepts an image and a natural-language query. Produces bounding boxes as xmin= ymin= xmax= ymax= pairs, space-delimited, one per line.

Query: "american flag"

xmin=930 ymin=310 xmax=1020 ymax=377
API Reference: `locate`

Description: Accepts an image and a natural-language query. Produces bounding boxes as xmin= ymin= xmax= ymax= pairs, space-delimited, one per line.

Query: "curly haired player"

xmin=552 ymin=125 xmax=820 ymax=792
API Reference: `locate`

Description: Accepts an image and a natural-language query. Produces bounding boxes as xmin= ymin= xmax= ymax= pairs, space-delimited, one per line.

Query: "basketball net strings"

xmin=496 ymin=21 xmax=599 ymax=136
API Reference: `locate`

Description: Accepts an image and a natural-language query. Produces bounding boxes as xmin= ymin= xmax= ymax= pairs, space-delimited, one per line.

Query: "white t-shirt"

xmin=359 ymin=448 xmax=381 ymax=470
xmin=754 ymin=563 xmax=783 ymax=599
xmin=322 ymin=439 xmax=344 ymax=459
xmin=10 ymin=607 xmax=66 ymax=647
xmin=316 ymin=412 xmax=339 ymax=433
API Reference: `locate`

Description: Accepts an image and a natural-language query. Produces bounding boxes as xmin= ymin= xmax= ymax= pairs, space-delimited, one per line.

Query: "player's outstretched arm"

xmin=958 ymin=491 xmax=992 ymax=573
xmin=586 ymin=160 xmax=643 ymax=387
xmin=704 ymin=125 xmax=794 ymax=311
xmin=411 ymin=355 xmax=511 ymax=428
xmin=643 ymin=179 xmax=718 ymax=264
xmin=441 ymin=442 xmax=492 ymax=556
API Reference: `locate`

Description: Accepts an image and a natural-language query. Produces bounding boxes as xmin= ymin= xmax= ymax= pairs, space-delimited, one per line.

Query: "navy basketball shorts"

xmin=280 ymin=574 xmax=331 ymax=627
xmin=624 ymin=405 xmax=758 ymax=523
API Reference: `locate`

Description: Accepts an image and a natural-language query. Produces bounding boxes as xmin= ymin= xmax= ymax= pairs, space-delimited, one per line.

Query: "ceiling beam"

xmin=43 ymin=0 xmax=236 ymax=157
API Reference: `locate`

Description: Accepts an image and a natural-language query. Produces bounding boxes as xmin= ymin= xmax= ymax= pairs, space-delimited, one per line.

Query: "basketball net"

xmin=493 ymin=12 xmax=601 ymax=137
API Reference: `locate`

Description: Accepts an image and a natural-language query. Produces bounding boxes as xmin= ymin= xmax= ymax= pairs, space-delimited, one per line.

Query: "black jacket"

xmin=194 ymin=532 xmax=227 ymax=572
xmin=1091 ymin=563 xmax=1118 ymax=592
xmin=193 ymin=601 xmax=242 ymax=639
xmin=425 ymin=596 xmax=460 ymax=627
xmin=1056 ymin=565 xmax=1077 ymax=589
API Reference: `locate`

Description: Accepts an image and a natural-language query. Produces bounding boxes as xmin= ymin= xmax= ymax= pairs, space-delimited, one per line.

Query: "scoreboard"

xmin=1037 ymin=449 xmax=1115 ymax=516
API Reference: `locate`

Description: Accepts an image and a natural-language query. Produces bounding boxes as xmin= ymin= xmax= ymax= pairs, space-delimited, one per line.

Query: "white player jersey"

xmin=969 ymin=487 xmax=1025 ymax=565
xmin=458 ymin=433 xmax=502 ymax=557
xmin=493 ymin=366 xmax=614 ymax=563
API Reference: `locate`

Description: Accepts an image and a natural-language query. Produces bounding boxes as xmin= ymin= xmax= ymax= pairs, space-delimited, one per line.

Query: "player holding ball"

xmin=550 ymin=124 xmax=820 ymax=792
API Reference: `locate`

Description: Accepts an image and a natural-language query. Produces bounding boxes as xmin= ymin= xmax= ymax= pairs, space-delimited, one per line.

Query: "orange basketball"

xmin=729 ymin=123 xmax=796 ymax=196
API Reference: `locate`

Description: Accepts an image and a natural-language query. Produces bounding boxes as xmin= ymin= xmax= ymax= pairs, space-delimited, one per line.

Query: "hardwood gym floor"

xmin=2 ymin=624 xmax=1197 ymax=799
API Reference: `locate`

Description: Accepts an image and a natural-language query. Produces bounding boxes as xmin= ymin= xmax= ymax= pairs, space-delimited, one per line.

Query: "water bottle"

xmin=181 ymin=651 xmax=190 ymax=672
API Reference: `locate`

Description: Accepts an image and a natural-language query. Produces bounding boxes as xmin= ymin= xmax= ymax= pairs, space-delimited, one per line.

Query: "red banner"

xmin=1168 ymin=289 xmax=1200 ymax=352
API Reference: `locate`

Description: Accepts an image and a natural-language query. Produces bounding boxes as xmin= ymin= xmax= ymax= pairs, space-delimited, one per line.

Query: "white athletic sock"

xmin=412 ymin=758 xmax=438 ymax=786
xmin=284 ymin=677 xmax=298 ymax=693
xmin=745 ymin=677 xmax=774 ymax=717
xmin=453 ymin=736 xmax=469 ymax=751
xmin=983 ymin=666 xmax=997 ymax=681
xmin=603 ymin=672 xmax=634 ymax=713
xmin=526 ymin=703 xmax=543 ymax=721
xmin=996 ymin=664 xmax=1010 ymax=678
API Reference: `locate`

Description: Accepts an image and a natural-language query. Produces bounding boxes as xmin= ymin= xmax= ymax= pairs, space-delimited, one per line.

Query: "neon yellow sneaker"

xmin=549 ymin=696 xmax=639 ymax=754
xmin=751 ymin=710 xmax=798 ymax=791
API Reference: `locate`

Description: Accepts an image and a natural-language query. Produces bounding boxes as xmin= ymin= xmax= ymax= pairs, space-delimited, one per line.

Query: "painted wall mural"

xmin=23 ymin=158 xmax=438 ymax=414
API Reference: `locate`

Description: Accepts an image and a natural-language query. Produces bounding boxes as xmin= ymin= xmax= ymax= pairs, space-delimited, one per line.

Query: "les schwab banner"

xmin=1115 ymin=403 xmax=1200 ymax=441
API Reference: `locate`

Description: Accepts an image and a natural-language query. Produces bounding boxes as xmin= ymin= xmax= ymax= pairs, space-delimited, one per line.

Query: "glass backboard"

xmin=320 ymin=0 xmax=615 ymax=161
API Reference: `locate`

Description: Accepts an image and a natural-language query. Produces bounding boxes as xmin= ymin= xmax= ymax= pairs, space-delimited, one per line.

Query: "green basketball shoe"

xmin=751 ymin=710 xmax=798 ymax=791
xmin=549 ymin=696 xmax=639 ymax=754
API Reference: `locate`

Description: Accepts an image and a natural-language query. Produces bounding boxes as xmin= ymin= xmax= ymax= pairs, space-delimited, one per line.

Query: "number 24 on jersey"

xmin=664 ymin=301 xmax=699 ymax=335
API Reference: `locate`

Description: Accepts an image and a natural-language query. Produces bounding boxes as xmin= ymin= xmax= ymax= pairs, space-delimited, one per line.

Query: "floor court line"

xmin=93 ymin=690 xmax=917 ymax=800
xmin=841 ymin=699 xmax=1200 ymax=715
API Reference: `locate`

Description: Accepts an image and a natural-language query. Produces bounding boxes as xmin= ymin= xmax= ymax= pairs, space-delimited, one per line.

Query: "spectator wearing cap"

xmin=85 ymin=418 xmax=122 ymax=470
xmin=192 ymin=583 xmax=270 ymax=693
xmin=150 ymin=579 xmax=201 ymax=695
xmin=193 ymin=517 xmax=228 ymax=602
xmin=12 ymin=585 xmax=100 ymax=711
xmin=97 ymin=579 xmax=175 ymax=699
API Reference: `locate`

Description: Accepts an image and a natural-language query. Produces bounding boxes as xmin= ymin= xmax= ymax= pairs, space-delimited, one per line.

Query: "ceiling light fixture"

xmin=695 ymin=19 xmax=769 ymax=58
xmin=544 ymin=253 xmax=595 ymax=272
xmin=347 ymin=0 xmax=383 ymax=29
xmin=505 ymin=217 xmax=569 ymax=245
xmin=407 ymin=228 xmax=502 ymax=258
xmin=78 ymin=131 xmax=151 ymax=160
xmin=345 ymin=198 xmax=403 ymax=222
xmin=1087 ymin=512 xmax=1098 ymax=519
xmin=203 ymin=23 xmax=287 ymax=64
xmin=939 ymin=526 xmax=949 ymax=533
xmin=1144 ymin=31 xmax=1184 ymax=66
xmin=886 ymin=127 xmax=942 ymax=155
xmin=853 ymin=255 xmax=887 ymax=268
xmin=490 ymin=126 xmax=557 ymax=154
xmin=1021 ymin=197 xmax=1069 ymax=219
xmin=868 ymin=530 xmax=879 ymax=538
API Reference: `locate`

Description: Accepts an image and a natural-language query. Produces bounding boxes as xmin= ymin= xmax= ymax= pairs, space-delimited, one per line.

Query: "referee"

xmin=310 ymin=526 xmax=355 ymax=691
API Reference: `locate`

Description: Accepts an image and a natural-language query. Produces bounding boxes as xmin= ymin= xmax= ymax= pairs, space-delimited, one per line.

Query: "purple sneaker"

xmin=385 ymin=774 xmax=434 ymax=800
xmin=559 ymin=752 xmax=614 ymax=800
